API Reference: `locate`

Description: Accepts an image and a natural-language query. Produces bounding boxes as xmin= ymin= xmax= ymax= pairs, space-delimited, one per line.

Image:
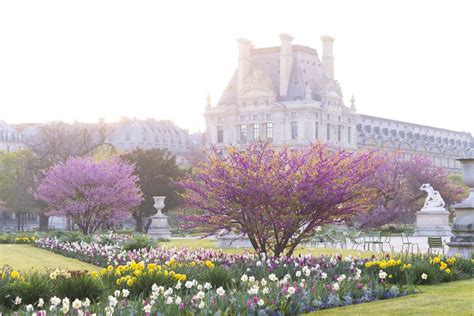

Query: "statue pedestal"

xmin=216 ymin=232 xmax=252 ymax=248
xmin=447 ymin=192 xmax=474 ymax=258
xmin=147 ymin=196 xmax=171 ymax=241
xmin=148 ymin=210 xmax=171 ymax=241
xmin=414 ymin=207 xmax=452 ymax=236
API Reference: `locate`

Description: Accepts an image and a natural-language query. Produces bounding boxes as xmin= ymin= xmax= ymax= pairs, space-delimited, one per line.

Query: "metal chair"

xmin=401 ymin=233 xmax=419 ymax=253
xmin=334 ymin=231 xmax=347 ymax=249
xmin=364 ymin=231 xmax=383 ymax=252
xmin=427 ymin=237 xmax=445 ymax=255
xmin=381 ymin=232 xmax=394 ymax=252
xmin=346 ymin=230 xmax=364 ymax=249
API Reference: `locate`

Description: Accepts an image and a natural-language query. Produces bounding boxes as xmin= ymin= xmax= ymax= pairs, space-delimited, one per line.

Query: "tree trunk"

xmin=133 ymin=212 xmax=144 ymax=233
xmin=144 ymin=217 xmax=152 ymax=233
xmin=39 ymin=214 xmax=49 ymax=231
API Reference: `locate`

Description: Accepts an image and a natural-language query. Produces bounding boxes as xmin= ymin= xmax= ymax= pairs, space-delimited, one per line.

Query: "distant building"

xmin=0 ymin=120 xmax=25 ymax=152
xmin=204 ymin=34 xmax=473 ymax=173
xmin=106 ymin=117 xmax=193 ymax=165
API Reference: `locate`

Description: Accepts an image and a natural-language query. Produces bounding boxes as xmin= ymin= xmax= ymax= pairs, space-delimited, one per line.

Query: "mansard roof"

xmin=107 ymin=118 xmax=189 ymax=146
xmin=217 ymin=45 xmax=325 ymax=106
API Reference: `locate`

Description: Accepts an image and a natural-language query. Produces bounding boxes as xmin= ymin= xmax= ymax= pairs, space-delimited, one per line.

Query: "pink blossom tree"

xmin=35 ymin=157 xmax=143 ymax=234
xmin=179 ymin=142 xmax=384 ymax=256
xmin=357 ymin=152 xmax=467 ymax=228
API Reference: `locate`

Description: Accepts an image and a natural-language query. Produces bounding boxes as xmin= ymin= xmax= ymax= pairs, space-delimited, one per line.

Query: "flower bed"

xmin=1 ymin=236 xmax=471 ymax=315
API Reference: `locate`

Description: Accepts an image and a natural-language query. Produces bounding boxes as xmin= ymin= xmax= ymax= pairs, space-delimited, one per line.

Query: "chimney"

xmin=237 ymin=38 xmax=252 ymax=98
xmin=321 ymin=35 xmax=335 ymax=79
xmin=279 ymin=33 xmax=293 ymax=97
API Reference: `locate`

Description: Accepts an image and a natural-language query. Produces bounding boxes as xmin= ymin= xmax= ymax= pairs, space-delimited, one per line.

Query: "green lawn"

xmin=0 ymin=244 xmax=100 ymax=272
xmin=160 ymin=238 xmax=383 ymax=257
xmin=307 ymin=279 xmax=474 ymax=316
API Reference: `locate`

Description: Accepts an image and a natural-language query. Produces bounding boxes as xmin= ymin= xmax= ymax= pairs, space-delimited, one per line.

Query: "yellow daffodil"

xmin=10 ymin=271 xmax=20 ymax=279
xmin=205 ymin=260 xmax=215 ymax=269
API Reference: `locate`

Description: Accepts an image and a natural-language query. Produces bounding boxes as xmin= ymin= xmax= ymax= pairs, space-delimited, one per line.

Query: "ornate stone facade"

xmin=357 ymin=115 xmax=472 ymax=173
xmin=205 ymin=34 xmax=357 ymax=150
xmin=205 ymin=34 xmax=473 ymax=173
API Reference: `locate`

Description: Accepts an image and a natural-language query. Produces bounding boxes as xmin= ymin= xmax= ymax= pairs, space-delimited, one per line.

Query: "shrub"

xmin=412 ymin=260 xmax=441 ymax=284
xmin=123 ymin=235 xmax=153 ymax=251
xmin=0 ymin=272 xmax=53 ymax=309
xmin=54 ymin=271 xmax=104 ymax=301
xmin=58 ymin=232 xmax=92 ymax=243
xmin=204 ymin=266 xmax=235 ymax=289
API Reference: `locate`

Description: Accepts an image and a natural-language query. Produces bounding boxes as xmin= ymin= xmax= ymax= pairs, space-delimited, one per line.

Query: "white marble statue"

xmin=420 ymin=183 xmax=446 ymax=208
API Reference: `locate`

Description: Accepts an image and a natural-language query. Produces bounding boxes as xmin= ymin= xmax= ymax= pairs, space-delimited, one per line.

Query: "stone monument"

xmin=147 ymin=196 xmax=171 ymax=241
xmin=414 ymin=183 xmax=452 ymax=236
xmin=216 ymin=229 xmax=252 ymax=248
xmin=447 ymin=158 xmax=474 ymax=258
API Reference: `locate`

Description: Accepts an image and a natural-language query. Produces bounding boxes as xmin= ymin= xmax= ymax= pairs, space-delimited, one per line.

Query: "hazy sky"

xmin=0 ymin=0 xmax=473 ymax=134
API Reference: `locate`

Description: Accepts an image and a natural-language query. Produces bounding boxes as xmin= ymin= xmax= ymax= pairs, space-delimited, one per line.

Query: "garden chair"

xmin=309 ymin=233 xmax=325 ymax=248
xmin=381 ymin=232 xmax=394 ymax=252
xmin=364 ymin=231 xmax=383 ymax=252
xmin=401 ymin=233 xmax=419 ymax=253
xmin=427 ymin=237 xmax=445 ymax=255
xmin=322 ymin=230 xmax=338 ymax=248
xmin=346 ymin=230 xmax=364 ymax=249
xmin=333 ymin=231 xmax=347 ymax=249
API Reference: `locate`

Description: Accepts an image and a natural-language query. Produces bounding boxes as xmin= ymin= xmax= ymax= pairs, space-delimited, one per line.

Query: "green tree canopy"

xmin=121 ymin=148 xmax=185 ymax=232
xmin=0 ymin=150 xmax=40 ymax=230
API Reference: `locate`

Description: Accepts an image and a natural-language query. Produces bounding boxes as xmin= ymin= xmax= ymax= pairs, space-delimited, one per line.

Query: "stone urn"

xmin=147 ymin=196 xmax=171 ymax=241
xmin=447 ymin=158 xmax=474 ymax=258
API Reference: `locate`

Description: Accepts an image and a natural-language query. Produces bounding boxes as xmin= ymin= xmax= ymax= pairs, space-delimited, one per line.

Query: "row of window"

xmin=238 ymin=123 xmax=273 ymax=142
xmin=0 ymin=131 xmax=22 ymax=142
xmin=217 ymin=122 xmax=352 ymax=144
xmin=358 ymin=125 xmax=470 ymax=147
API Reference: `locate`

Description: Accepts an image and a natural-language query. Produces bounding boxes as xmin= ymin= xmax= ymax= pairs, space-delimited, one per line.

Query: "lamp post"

xmin=447 ymin=158 xmax=474 ymax=258
xmin=147 ymin=196 xmax=171 ymax=240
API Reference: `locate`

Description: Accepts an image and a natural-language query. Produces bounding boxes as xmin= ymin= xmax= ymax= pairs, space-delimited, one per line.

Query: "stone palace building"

xmin=204 ymin=34 xmax=473 ymax=174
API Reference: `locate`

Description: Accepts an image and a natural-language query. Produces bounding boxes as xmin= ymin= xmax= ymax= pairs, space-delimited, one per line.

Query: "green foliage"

xmin=55 ymin=272 xmax=104 ymax=301
xmin=126 ymin=271 xmax=177 ymax=298
xmin=0 ymin=151 xmax=41 ymax=231
xmin=123 ymin=235 xmax=153 ymax=251
xmin=204 ymin=266 xmax=235 ymax=289
xmin=411 ymin=260 xmax=441 ymax=284
xmin=57 ymin=231 xmax=92 ymax=243
xmin=120 ymin=148 xmax=185 ymax=232
xmin=0 ymin=272 xmax=53 ymax=309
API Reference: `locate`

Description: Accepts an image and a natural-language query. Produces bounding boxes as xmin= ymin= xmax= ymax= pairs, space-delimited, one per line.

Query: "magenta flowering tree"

xmin=357 ymin=153 xmax=467 ymax=228
xmin=35 ymin=157 xmax=143 ymax=234
xmin=180 ymin=142 xmax=384 ymax=256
